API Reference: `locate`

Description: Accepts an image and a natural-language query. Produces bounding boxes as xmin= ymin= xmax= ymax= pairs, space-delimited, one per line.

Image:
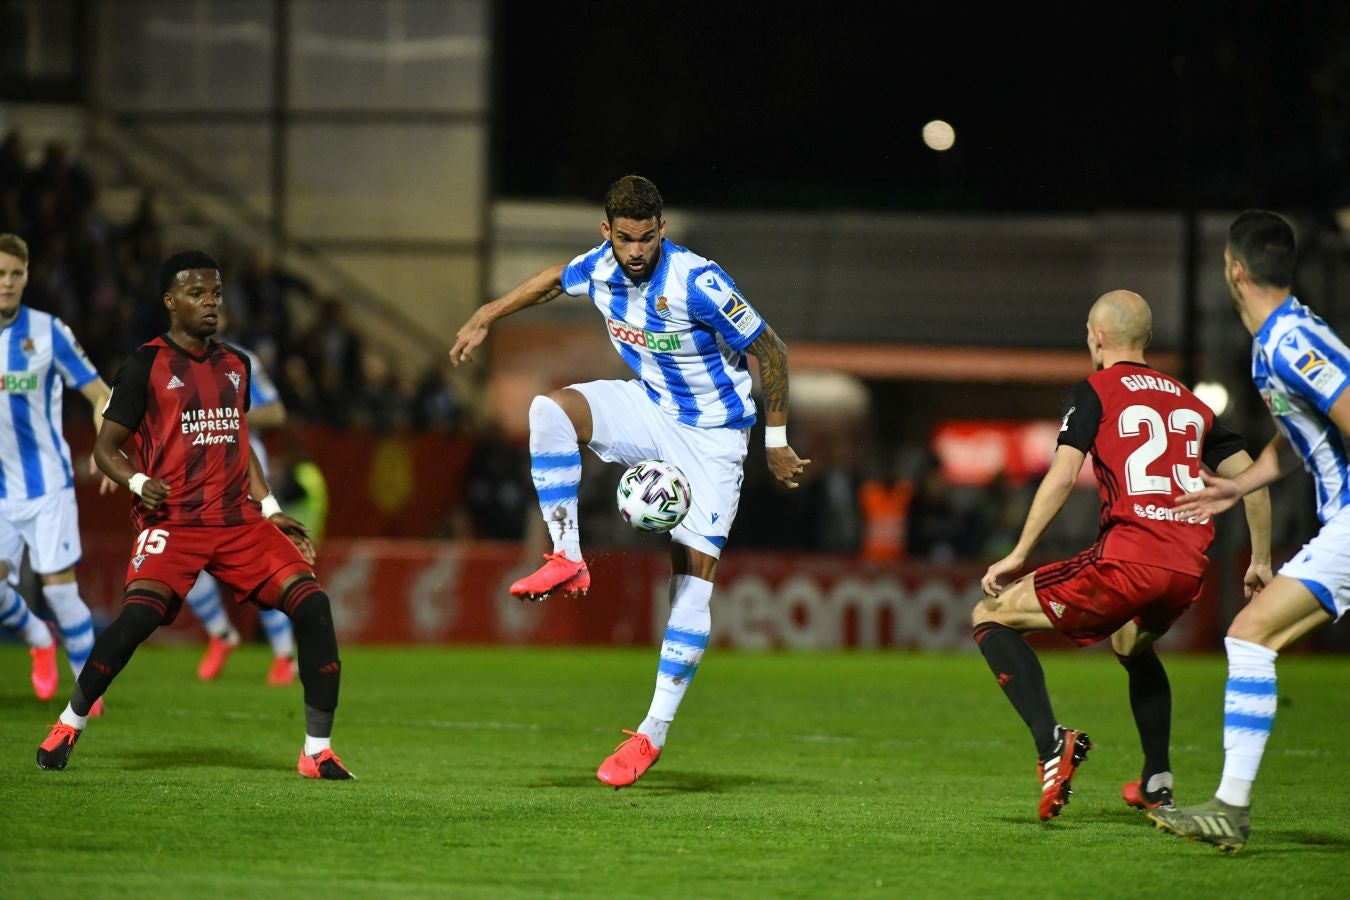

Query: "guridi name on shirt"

xmin=1119 ymin=373 xmax=1181 ymax=395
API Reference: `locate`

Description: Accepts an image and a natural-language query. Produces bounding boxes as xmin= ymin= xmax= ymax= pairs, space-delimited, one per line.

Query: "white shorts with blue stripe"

xmin=570 ymin=379 xmax=750 ymax=559
xmin=0 ymin=486 xmax=83 ymax=577
xmin=1278 ymin=505 xmax=1350 ymax=622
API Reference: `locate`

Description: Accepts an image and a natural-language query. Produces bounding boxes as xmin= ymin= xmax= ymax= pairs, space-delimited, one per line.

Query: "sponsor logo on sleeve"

xmin=1291 ymin=346 xmax=1345 ymax=394
xmin=718 ymin=292 xmax=762 ymax=337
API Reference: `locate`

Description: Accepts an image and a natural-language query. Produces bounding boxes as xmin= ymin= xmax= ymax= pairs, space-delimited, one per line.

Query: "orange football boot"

xmin=509 ymin=552 xmax=590 ymax=602
xmin=30 ymin=644 xmax=58 ymax=701
xmin=298 ymin=748 xmax=355 ymax=780
xmin=596 ymin=730 xmax=661 ymax=789
xmin=197 ymin=633 xmax=239 ymax=681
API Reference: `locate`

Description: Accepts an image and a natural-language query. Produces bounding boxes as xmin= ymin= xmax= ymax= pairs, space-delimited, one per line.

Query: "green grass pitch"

xmin=0 ymin=644 xmax=1346 ymax=898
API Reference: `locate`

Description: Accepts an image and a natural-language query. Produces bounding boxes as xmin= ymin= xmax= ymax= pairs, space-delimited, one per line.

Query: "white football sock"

xmin=186 ymin=574 xmax=238 ymax=641
xmin=304 ymin=735 xmax=332 ymax=755
xmin=260 ymin=608 xmax=295 ymax=658
xmin=1 ymin=584 xmax=53 ymax=648
xmin=1216 ymin=636 xmax=1278 ymax=808
xmin=59 ymin=703 xmax=89 ymax=730
xmin=640 ymin=574 xmax=713 ymax=748
xmin=42 ymin=582 xmax=93 ymax=676
xmin=528 ymin=396 xmax=583 ymax=561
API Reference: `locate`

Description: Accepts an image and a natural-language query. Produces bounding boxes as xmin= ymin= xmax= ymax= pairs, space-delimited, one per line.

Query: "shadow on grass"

xmin=528 ymin=770 xmax=796 ymax=794
xmin=117 ymin=746 xmax=278 ymax=771
xmin=0 ymin=693 xmax=57 ymax=712
xmin=1251 ymin=830 xmax=1350 ymax=855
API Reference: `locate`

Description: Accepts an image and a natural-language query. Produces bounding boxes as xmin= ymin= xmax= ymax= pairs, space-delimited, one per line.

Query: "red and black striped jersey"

xmin=1057 ymin=361 xmax=1247 ymax=576
xmin=104 ymin=335 xmax=259 ymax=531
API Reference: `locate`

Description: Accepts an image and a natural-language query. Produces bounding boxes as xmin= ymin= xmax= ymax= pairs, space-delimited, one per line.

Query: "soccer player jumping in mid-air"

xmin=1151 ymin=210 xmax=1350 ymax=852
xmin=36 ymin=251 xmax=353 ymax=779
xmin=974 ymin=290 xmax=1271 ymax=822
xmin=451 ymin=175 xmax=808 ymax=788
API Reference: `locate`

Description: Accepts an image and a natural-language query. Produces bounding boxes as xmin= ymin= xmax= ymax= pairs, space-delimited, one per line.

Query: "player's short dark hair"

xmin=1228 ymin=210 xmax=1297 ymax=288
xmin=604 ymin=175 xmax=663 ymax=223
xmin=0 ymin=233 xmax=29 ymax=265
xmin=159 ymin=250 xmax=221 ymax=296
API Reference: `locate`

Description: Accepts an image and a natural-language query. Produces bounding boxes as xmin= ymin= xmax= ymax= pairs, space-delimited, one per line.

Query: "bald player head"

xmin=1086 ymin=290 xmax=1152 ymax=371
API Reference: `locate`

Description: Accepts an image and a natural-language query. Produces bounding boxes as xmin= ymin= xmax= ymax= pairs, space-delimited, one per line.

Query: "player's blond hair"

xmin=0 ymin=233 xmax=29 ymax=265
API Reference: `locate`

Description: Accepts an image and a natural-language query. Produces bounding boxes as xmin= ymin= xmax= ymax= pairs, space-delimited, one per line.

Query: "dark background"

xmin=497 ymin=2 xmax=1350 ymax=216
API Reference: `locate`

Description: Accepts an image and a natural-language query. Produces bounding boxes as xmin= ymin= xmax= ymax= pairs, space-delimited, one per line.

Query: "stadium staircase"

xmin=81 ymin=112 xmax=447 ymax=375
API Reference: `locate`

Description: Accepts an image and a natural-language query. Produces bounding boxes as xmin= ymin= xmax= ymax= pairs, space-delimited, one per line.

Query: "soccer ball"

xmin=616 ymin=459 xmax=692 ymax=533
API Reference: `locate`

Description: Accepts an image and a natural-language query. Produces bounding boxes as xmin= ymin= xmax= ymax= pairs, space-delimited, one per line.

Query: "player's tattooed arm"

xmin=747 ymin=326 xmax=811 ymax=488
xmin=747 ymin=326 xmax=790 ymax=416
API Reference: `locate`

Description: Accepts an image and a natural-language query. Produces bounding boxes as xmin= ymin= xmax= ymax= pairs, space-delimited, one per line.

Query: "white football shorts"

xmin=1277 ymin=505 xmax=1350 ymax=621
xmin=569 ymin=379 xmax=750 ymax=559
xmin=0 ymin=486 xmax=83 ymax=577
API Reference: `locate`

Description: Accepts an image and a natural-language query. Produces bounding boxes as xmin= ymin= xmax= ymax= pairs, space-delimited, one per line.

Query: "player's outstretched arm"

xmin=981 ymin=445 xmax=1085 ymax=596
xmin=1215 ymin=450 xmax=1273 ymax=598
xmin=93 ymin=417 xmax=170 ymax=510
xmin=450 ymin=263 xmax=567 ymax=366
xmin=78 ymin=378 xmax=119 ymax=494
xmin=1174 ymin=433 xmax=1293 ymax=520
xmin=746 ymin=326 xmax=810 ymax=489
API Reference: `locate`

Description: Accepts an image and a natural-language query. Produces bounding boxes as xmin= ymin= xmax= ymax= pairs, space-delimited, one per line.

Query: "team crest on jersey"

xmin=655 ymin=296 xmax=672 ymax=319
xmin=20 ymin=338 xmax=34 ymax=357
xmin=132 ymin=553 xmax=147 ymax=572
xmin=226 ymin=371 xmax=241 ymax=390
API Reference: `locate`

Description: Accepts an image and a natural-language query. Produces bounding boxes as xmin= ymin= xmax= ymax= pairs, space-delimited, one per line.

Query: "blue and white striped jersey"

xmin=0 ymin=307 xmax=100 ymax=499
xmin=562 ymin=239 xmax=767 ymax=430
xmin=1252 ymin=296 xmax=1350 ymax=523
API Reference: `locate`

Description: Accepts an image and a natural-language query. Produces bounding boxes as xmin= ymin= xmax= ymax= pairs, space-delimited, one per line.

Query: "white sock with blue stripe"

xmin=1216 ymin=636 xmax=1278 ymax=807
xmin=0 ymin=583 xmax=52 ymax=648
xmin=186 ymin=574 xmax=238 ymax=641
xmin=260 ymin=608 xmax=295 ymax=658
xmin=42 ymin=582 xmax=93 ymax=676
xmin=639 ymin=575 xmax=713 ymax=749
xmin=528 ymin=396 xmax=583 ymax=561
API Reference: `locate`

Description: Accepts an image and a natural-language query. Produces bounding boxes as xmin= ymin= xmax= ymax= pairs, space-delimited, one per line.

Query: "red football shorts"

xmin=123 ymin=519 xmax=311 ymax=623
xmin=1033 ymin=550 xmax=1203 ymax=646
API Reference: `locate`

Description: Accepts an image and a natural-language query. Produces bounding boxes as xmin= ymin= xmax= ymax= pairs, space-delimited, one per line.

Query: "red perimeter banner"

xmin=76 ymin=537 xmax=1228 ymax=653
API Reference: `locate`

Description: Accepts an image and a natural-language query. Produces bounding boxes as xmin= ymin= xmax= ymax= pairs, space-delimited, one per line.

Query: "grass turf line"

xmin=0 ymin=645 xmax=1346 ymax=898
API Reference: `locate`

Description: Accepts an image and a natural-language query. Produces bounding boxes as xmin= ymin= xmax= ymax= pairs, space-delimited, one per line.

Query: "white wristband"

xmin=765 ymin=425 xmax=788 ymax=448
xmin=260 ymin=494 xmax=282 ymax=518
xmin=127 ymin=473 xmax=149 ymax=497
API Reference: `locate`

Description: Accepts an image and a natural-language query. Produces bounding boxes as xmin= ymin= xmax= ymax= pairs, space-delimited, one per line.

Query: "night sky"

xmin=497 ymin=2 xmax=1350 ymax=216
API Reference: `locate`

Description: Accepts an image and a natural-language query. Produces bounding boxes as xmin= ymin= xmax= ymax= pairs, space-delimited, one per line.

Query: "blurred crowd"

xmin=1 ymin=128 xmax=1320 ymax=560
xmin=0 ymin=128 xmax=464 ymax=434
